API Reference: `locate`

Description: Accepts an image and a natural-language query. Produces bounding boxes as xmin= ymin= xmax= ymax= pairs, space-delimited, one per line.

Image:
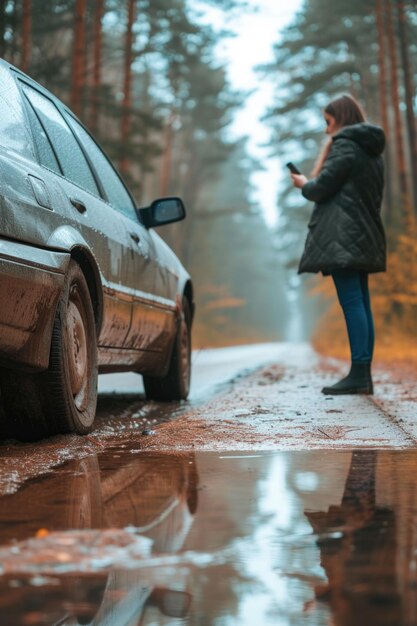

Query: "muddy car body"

xmin=0 ymin=59 xmax=194 ymax=440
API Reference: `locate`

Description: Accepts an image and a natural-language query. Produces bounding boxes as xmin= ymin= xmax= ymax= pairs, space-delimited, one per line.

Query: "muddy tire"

xmin=0 ymin=261 xmax=98 ymax=441
xmin=143 ymin=298 xmax=191 ymax=401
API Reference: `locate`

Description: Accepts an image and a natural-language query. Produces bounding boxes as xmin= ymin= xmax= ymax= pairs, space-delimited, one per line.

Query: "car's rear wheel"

xmin=143 ymin=297 xmax=191 ymax=401
xmin=0 ymin=261 xmax=98 ymax=441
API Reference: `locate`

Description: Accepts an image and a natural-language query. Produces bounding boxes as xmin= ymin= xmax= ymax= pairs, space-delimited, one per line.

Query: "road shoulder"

xmin=142 ymin=347 xmax=417 ymax=451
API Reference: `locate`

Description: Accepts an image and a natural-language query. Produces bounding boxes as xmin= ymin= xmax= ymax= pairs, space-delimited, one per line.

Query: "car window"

xmin=0 ymin=89 xmax=33 ymax=156
xmin=22 ymin=93 xmax=61 ymax=173
xmin=21 ymin=84 xmax=99 ymax=196
xmin=63 ymin=112 xmax=137 ymax=221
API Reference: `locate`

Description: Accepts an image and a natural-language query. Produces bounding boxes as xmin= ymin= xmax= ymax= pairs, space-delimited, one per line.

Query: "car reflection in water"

xmin=0 ymin=450 xmax=198 ymax=625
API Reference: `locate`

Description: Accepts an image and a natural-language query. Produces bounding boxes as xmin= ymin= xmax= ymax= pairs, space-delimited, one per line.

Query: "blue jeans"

xmin=331 ymin=269 xmax=374 ymax=363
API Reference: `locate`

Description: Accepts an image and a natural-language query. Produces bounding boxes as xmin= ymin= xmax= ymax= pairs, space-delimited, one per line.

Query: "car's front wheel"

xmin=143 ymin=297 xmax=191 ymax=401
xmin=0 ymin=261 xmax=98 ymax=441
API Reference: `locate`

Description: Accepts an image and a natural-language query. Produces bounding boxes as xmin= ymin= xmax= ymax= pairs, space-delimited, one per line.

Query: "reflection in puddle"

xmin=0 ymin=449 xmax=416 ymax=625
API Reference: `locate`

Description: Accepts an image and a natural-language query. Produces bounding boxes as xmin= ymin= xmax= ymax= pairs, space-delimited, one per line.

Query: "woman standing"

xmin=291 ymin=94 xmax=386 ymax=395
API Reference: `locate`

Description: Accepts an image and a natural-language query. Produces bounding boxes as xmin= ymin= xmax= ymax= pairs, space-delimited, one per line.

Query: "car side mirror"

xmin=138 ymin=197 xmax=186 ymax=228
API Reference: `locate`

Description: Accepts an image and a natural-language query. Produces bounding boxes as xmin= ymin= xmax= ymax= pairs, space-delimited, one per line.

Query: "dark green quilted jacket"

xmin=298 ymin=123 xmax=387 ymax=275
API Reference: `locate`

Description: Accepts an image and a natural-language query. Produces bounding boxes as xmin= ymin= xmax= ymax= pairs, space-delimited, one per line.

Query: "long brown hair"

xmin=311 ymin=94 xmax=366 ymax=176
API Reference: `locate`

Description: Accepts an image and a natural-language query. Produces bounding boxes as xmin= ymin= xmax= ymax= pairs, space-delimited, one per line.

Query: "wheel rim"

xmin=66 ymin=285 xmax=89 ymax=411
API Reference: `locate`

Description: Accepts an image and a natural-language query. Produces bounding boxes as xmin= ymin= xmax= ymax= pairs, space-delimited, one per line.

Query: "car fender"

xmin=47 ymin=225 xmax=104 ymax=333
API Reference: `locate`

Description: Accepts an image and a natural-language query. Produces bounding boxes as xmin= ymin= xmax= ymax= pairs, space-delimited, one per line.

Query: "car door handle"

xmin=70 ymin=197 xmax=87 ymax=213
xmin=129 ymin=232 xmax=140 ymax=244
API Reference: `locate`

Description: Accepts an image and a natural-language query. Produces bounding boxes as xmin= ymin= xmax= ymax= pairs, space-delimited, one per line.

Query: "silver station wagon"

xmin=0 ymin=59 xmax=194 ymax=441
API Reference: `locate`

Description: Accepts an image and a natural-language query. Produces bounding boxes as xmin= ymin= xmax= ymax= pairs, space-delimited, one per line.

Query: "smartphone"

xmin=286 ymin=162 xmax=302 ymax=175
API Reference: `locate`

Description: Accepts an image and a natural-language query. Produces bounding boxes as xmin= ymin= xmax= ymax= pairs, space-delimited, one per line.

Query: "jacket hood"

xmin=334 ymin=123 xmax=385 ymax=156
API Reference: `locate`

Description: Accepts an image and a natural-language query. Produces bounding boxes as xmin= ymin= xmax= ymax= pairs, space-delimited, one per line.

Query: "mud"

xmin=1 ymin=343 xmax=417 ymax=499
xmin=140 ymin=358 xmax=417 ymax=452
xmin=0 ymin=448 xmax=416 ymax=625
xmin=0 ymin=394 xmax=184 ymax=496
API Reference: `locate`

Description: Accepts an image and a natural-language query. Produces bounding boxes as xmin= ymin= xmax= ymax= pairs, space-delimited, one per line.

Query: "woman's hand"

xmin=291 ymin=173 xmax=308 ymax=189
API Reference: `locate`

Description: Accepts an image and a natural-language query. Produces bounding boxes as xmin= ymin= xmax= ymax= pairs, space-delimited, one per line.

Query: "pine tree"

xmin=0 ymin=0 xmax=19 ymax=62
xmin=386 ymin=0 xmax=411 ymax=226
xmin=376 ymin=0 xmax=393 ymax=220
xmin=71 ymin=0 xmax=87 ymax=117
xmin=0 ymin=0 xmax=6 ymax=57
xmin=21 ymin=0 xmax=32 ymax=72
xmin=89 ymin=0 xmax=104 ymax=134
xmin=396 ymin=0 xmax=417 ymax=209
xmin=120 ymin=0 xmax=135 ymax=177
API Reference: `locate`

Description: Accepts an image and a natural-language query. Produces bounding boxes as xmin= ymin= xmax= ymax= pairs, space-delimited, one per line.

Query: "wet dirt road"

xmin=0 ymin=343 xmax=292 ymax=496
xmin=1 ymin=342 xmax=416 ymax=625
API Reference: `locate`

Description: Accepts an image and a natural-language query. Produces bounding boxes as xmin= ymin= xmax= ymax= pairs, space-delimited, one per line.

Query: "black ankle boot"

xmin=322 ymin=362 xmax=373 ymax=395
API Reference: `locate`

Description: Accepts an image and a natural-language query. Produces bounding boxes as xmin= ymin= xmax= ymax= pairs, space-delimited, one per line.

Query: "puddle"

xmin=0 ymin=448 xmax=416 ymax=625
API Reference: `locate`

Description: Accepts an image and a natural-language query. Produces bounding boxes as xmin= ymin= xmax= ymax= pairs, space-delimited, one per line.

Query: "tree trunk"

xmin=180 ymin=151 xmax=203 ymax=266
xmin=385 ymin=0 xmax=412 ymax=227
xmin=21 ymin=0 xmax=31 ymax=72
xmin=396 ymin=0 xmax=417 ymax=211
xmin=71 ymin=0 xmax=87 ymax=118
xmin=159 ymin=112 xmax=175 ymax=196
xmin=375 ymin=0 xmax=393 ymax=221
xmin=0 ymin=0 xmax=6 ymax=58
xmin=8 ymin=0 xmax=18 ymax=63
xmin=120 ymin=0 xmax=135 ymax=176
xmin=138 ymin=62 xmax=152 ymax=202
xmin=90 ymin=0 xmax=104 ymax=135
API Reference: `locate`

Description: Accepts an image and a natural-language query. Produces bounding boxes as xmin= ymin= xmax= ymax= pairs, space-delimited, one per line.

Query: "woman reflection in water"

xmin=291 ymin=94 xmax=386 ymax=395
xmin=305 ymin=450 xmax=401 ymax=625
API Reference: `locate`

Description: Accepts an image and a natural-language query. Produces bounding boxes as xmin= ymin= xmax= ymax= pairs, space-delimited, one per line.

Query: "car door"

xmin=121 ymin=214 xmax=179 ymax=354
xmin=61 ymin=113 xmax=172 ymax=353
xmin=20 ymin=82 xmax=133 ymax=350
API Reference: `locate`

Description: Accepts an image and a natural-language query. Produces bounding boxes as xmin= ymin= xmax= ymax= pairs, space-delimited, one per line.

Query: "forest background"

xmin=1 ymin=0 xmax=416 ymax=365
